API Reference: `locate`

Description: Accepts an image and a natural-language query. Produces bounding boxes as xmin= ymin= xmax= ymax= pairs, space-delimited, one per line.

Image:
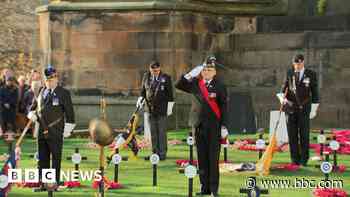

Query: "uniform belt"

xmin=48 ymin=117 xmax=63 ymax=128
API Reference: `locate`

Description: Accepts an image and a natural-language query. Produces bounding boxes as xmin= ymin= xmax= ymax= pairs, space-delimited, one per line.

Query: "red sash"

xmin=198 ymin=79 xmax=221 ymax=120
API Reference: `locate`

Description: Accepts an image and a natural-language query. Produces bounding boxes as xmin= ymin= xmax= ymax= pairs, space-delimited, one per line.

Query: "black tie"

xmin=45 ymin=89 xmax=52 ymax=103
xmin=150 ymin=76 xmax=158 ymax=91
xmin=295 ymin=72 xmax=300 ymax=83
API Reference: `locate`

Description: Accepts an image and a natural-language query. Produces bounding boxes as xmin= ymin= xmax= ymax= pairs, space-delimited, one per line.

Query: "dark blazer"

xmin=282 ymin=68 xmax=320 ymax=112
xmin=175 ymin=75 xmax=228 ymax=128
xmin=0 ymin=86 xmax=18 ymax=123
xmin=18 ymin=84 xmax=30 ymax=113
xmin=33 ymin=86 xmax=75 ymax=140
xmin=140 ymin=71 xmax=174 ymax=116
xmin=22 ymin=89 xmax=35 ymax=115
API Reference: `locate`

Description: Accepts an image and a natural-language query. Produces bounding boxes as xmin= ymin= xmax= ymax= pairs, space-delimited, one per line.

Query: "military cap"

xmin=44 ymin=65 xmax=57 ymax=80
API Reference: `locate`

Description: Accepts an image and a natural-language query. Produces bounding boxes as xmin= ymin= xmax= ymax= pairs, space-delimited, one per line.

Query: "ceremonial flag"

xmin=255 ymin=132 xmax=278 ymax=176
xmin=0 ymin=150 xmax=16 ymax=197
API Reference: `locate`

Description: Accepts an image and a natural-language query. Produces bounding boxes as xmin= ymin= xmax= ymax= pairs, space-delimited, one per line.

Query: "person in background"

xmin=23 ymin=78 xmax=43 ymax=115
xmin=0 ymin=68 xmax=14 ymax=88
xmin=137 ymin=61 xmax=174 ymax=160
xmin=0 ymin=75 xmax=18 ymax=137
xmin=28 ymin=69 xmax=41 ymax=86
xmin=17 ymin=75 xmax=30 ymax=113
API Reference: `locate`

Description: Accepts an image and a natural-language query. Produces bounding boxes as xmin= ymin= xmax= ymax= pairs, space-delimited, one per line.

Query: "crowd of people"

xmin=0 ymin=68 xmax=42 ymax=137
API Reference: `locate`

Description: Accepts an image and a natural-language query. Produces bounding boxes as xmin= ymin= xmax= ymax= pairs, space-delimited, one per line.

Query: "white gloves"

xmin=310 ymin=103 xmax=319 ymax=119
xmin=276 ymin=93 xmax=291 ymax=105
xmin=167 ymin=102 xmax=175 ymax=116
xmin=4 ymin=103 xmax=10 ymax=109
xmin=276 ymin=93 xmax=285 ymax=104
xmin=136 ymin=96 xmax=144 ymax=108
xmin=115 ymin=134 xmax=126 ymax=148
xmin=27 ymin=111 xmax=38 ymax=122
xmin=184 ymin=65 xmax=204 ymax=80
xmin=15 ymin=146 xmax=21 ymax=160
xmin=221 ymin=126 xmax=229 ymax=139
xmin=63 ymin=123 xmax=76 ymax=138
xmin=33 ymin=121 xmax=39 ymax=139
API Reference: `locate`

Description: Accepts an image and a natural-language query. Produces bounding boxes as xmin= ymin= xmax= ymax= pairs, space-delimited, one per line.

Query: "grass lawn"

xmin=1 ymin=130 xmax=349 ymax=197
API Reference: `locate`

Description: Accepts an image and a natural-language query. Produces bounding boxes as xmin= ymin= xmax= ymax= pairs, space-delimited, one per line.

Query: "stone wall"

xmin=0 ymin=0 xmax=347 ymax=130
xmin=257 ymin=15 xmax=350 ymax=33
xmin=37 ymin=3 xmax=350 ymax=130
xmin=40 ymin=11 xmax=240 ymax=94
xmin=67 ymin=29 xmax=350 ymax=130
xmin=222 ymin=32 xmax=350 ymax=129
xmin=288 ymin=0 xmax=350 ymax=16
xmin=71 ymin=96 xmax=190 ymax=130
xmin=0 ymin=0 xmax=41 ymax=74
xmin=325 ymin=0 xmax=350 ymax=15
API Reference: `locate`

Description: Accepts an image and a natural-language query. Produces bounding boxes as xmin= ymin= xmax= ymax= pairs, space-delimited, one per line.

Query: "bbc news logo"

xmin=7 ymin=169 xmax=102 ymax=183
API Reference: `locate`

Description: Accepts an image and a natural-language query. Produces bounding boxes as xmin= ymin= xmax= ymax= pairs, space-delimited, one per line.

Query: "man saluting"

xmin=175 ymin=56 xmax=228 ymax=197
xmin=27 ymin=66 xmax=75 ymax=190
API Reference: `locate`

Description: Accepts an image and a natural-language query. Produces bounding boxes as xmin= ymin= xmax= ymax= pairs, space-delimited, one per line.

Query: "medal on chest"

xmin=52 ymin=94 xmax=59 ymax=106
xmin=303 ymin=77 xmax=310 ymax=87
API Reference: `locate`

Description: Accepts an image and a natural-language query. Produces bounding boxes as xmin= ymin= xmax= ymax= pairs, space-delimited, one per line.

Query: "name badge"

xmin=52 ymin=97 xmax=59 ymax=106
xmin=303 ymin=77 xmax=310 ymax=87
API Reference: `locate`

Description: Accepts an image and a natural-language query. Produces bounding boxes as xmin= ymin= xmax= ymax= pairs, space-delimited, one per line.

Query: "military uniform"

xmin=140 ymin=71 xmax=173 ymax=159
xmin=30 ymin=68 xmax=75 ymax=185
xmin=175 ymin=74 xmax=227 ymax=195
xmin=282 ymin=67 xmax=319 ymax=165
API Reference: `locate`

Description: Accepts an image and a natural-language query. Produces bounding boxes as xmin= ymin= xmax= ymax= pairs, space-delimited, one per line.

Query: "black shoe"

xmin=196 ymin=191 xmax=211 ymax=196
xmin=144 ymin=156 xmax=150 ymax=160
xmin=211 ymin=192 xmax=219 ymax=197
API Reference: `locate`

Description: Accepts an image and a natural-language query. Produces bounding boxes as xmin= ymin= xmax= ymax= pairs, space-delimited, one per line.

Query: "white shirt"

xmin=205 ymin=79 xmax=212 ymax=87
xmin=295 ymin=67 xmax=305 ymax=81
xmin=43 ymin=86 xmax=57 ymax=99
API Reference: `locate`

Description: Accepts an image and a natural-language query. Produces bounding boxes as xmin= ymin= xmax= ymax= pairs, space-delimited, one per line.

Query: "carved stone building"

xmin=33 ymin=0 xmax=350 ymax=130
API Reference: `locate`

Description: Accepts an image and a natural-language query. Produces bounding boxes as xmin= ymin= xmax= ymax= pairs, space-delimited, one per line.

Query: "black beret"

xmin=293 ymin=54 xmax=304 ymax=63
xmin=149 ymin=61 xmax=160 ymax=69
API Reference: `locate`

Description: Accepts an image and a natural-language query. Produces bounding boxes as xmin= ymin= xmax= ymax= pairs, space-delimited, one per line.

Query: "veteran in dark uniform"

xmin=137 ymin=61 xmax=174 ymax=160
xmin=27 ymin=66 xmax=75 ymax=188
xmin=280 ymin=54 xmax=320 ymax=166
xmin=175 ymin=56 xmax=228 ymax=197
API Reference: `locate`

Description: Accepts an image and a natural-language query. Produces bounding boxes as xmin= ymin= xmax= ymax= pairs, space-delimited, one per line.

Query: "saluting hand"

xmin=184 ymin=65 xmax=204 ymax=80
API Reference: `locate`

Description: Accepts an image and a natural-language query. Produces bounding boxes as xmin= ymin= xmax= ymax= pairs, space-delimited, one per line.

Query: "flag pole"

xmin=256 ymin=89 xmax=288 ymax=176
